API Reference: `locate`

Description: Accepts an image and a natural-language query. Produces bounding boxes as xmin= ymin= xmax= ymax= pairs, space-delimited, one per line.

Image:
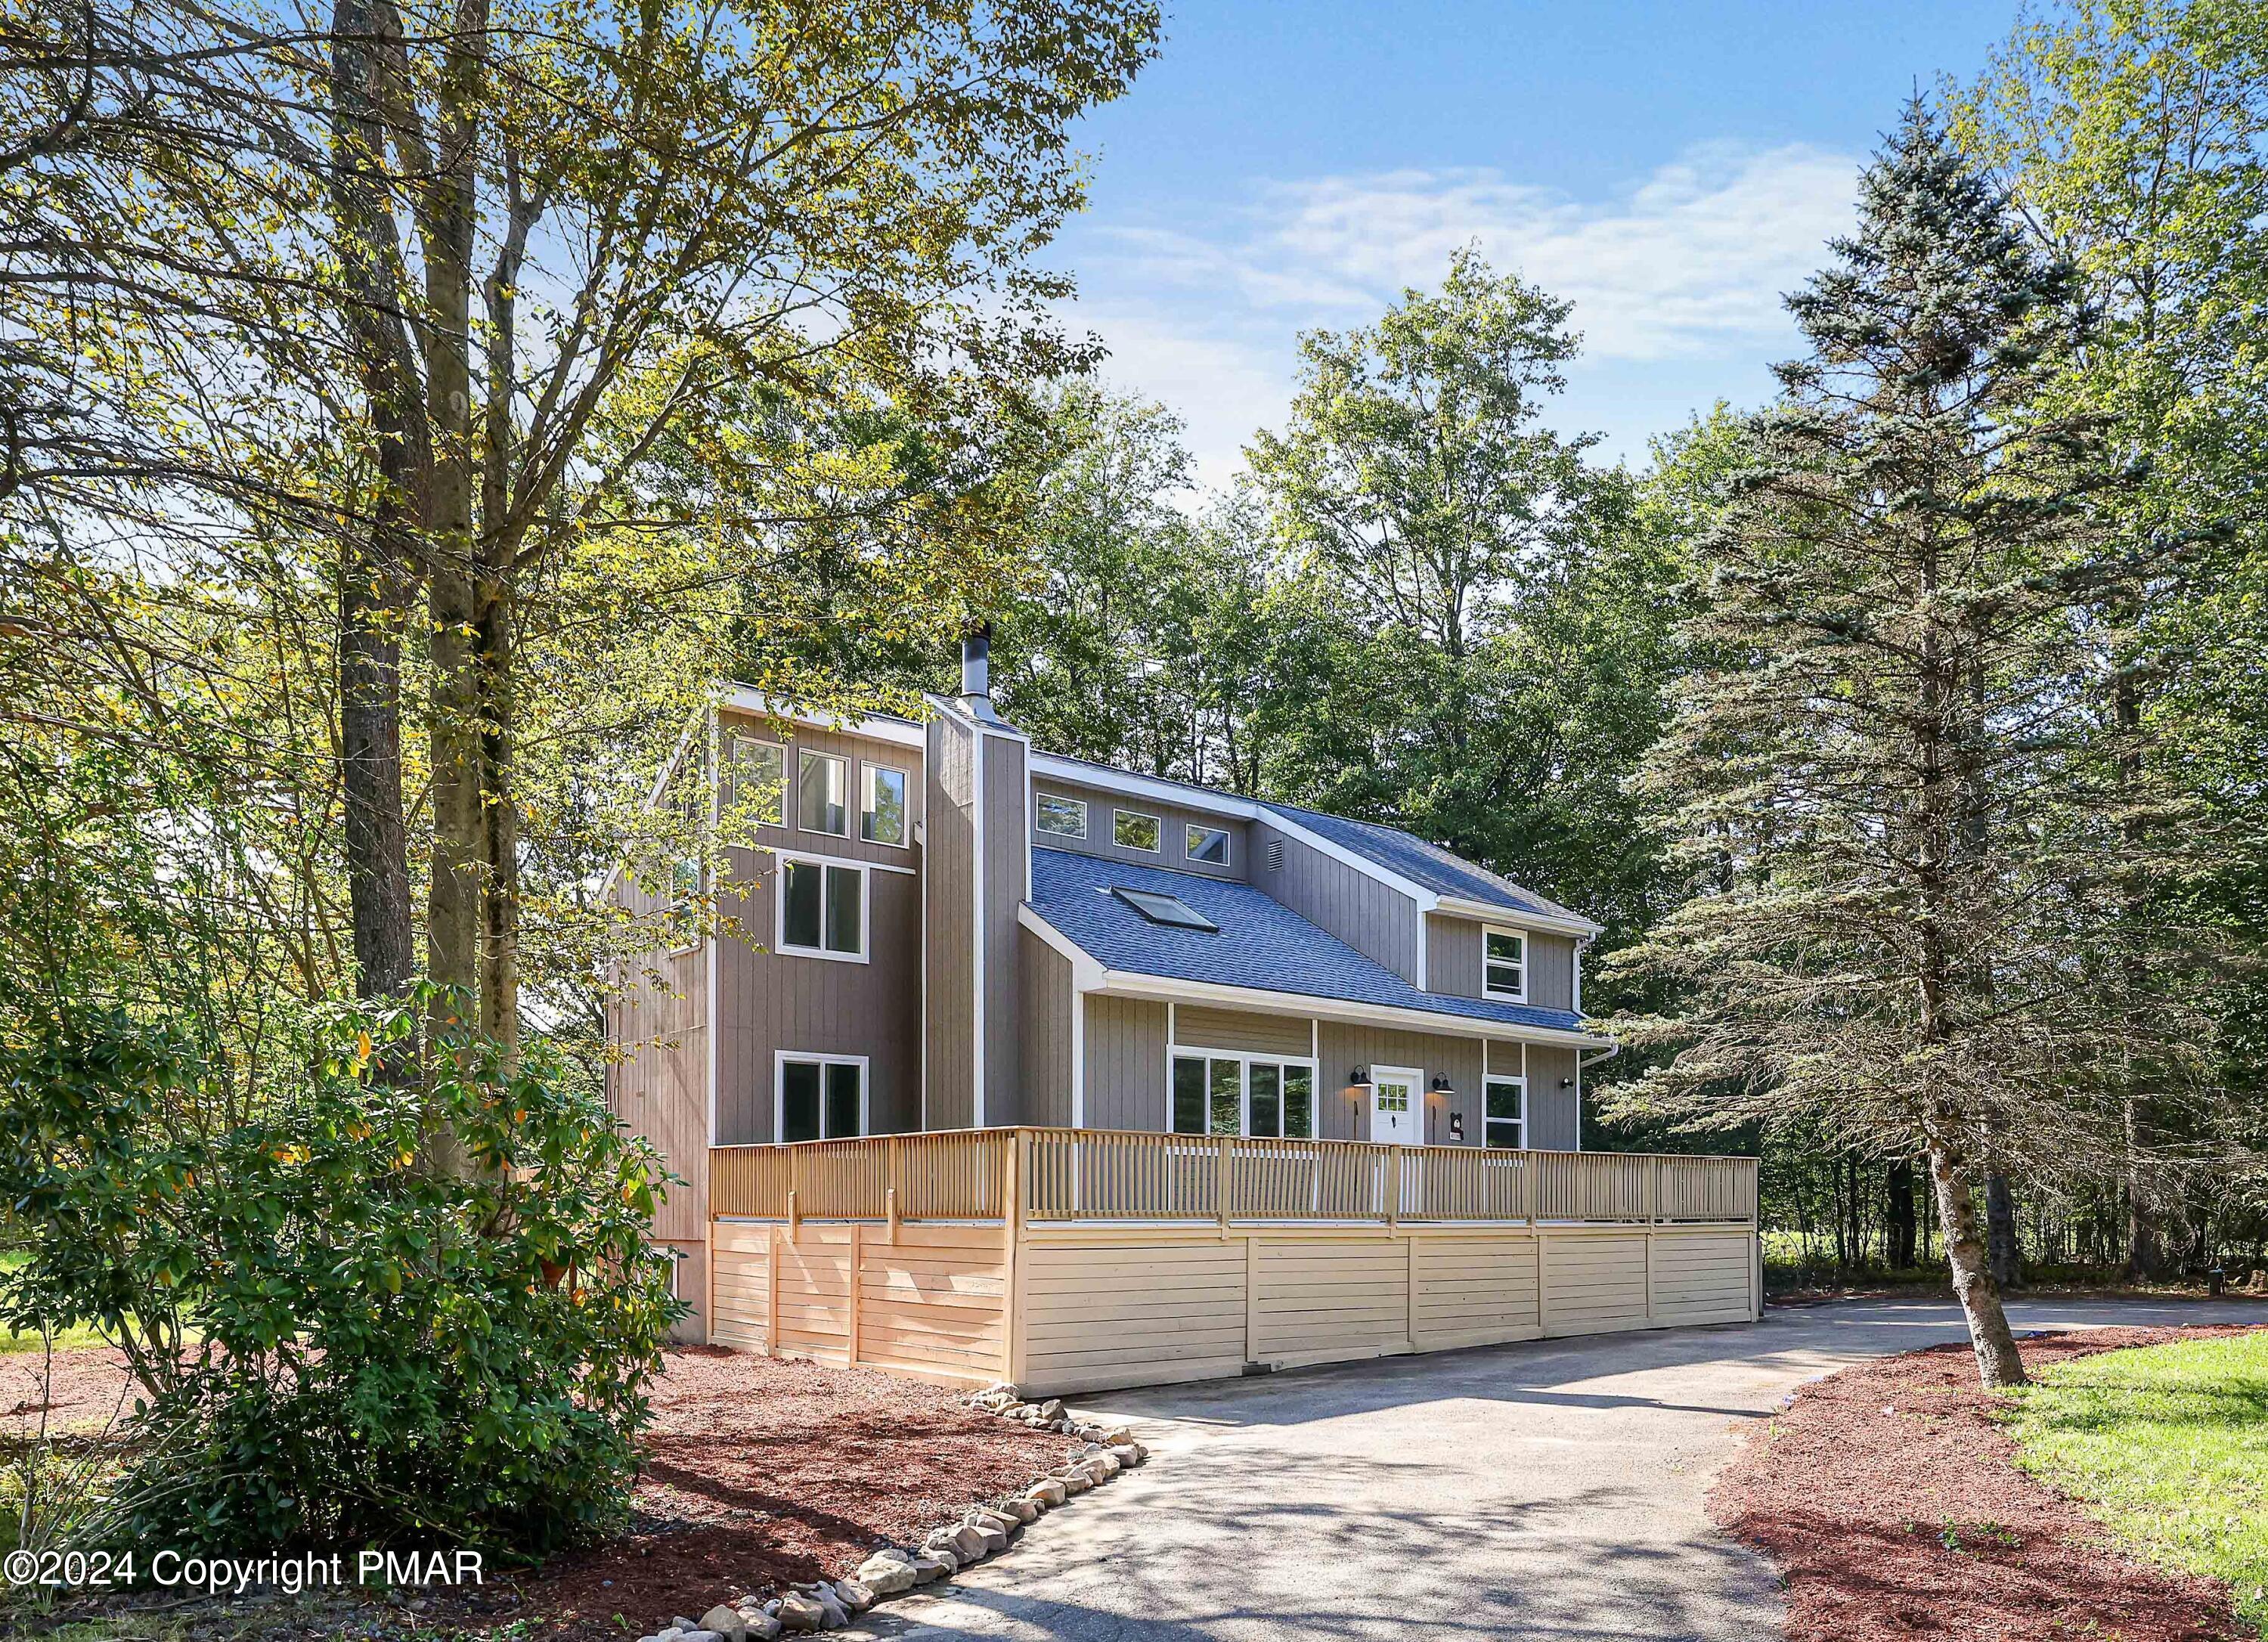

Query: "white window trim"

xmin=1483 ymin=1073 xmax=1529 ymax=1151
xmin=797 ymin=748 xmax=850 ymax=838
xmin=1165 ymin=1044 xmax=1320 ymax=1139
xmin=1482 ymin=924 xmax=1529 ymax=1002
xmin=1185 ymin=822 xmax=1232 ymax=867
xmin=774 ymin=850 xmax=872 ymax=965
xmin=1114 ymin=808 xmax=1163 ymax=854
xmin=1034 ymin=792 xmax=1089 ymax=840
xmin=773 ymin=1050 xmax=870 ymax=1142
xmin=860 ymin=761 xmax=911 ymax=849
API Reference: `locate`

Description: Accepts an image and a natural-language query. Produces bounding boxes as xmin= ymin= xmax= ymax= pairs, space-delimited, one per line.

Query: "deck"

xmin=705 ymin=1129 xmax=1761 ymax=1395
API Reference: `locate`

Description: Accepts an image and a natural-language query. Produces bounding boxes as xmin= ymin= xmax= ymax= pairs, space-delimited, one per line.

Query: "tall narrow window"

xmin=779 ymin=1055 xmax=863 ymax=1141
xmin=861 ymin=764 xmax=907 ymax=845
xmin=1171 ymin=1055 xmax=1207 ymax=1135
xmin=1208 ymin=1057 xmax=1241 ymax=1135
xmin=779 ymin=857 xmax=865 ymax=959
xmin=1284 ymin=1066 xmax=1314 ymax=1139
xmin=1485 ymin=1077 xmax=1525 ymax=1149
xmin=798 ymin=750 xmax=848 ymax=835
xmin=730 ymin=737 xmax=786 ymax=826
xmin=1249 ymin=1061 xmax=1281 ymax=1138
xmin=1483 ymin=928 xmax=1527 ymax=999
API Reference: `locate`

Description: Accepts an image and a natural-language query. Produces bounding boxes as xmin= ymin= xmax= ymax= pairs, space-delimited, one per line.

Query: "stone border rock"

xmin=631 ymin=1383 xmax=1148 ymax=1641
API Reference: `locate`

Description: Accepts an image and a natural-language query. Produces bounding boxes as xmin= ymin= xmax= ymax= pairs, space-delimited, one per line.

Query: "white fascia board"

xmin=1431 ymin=893 xmax=1603 ymax=938
xmin=1016 ymin=905 xmax=1107 ymax=991
xmin=1091 ymin=969 xmax=1614 ymax=1053
xmin=722 ymin=684 xmax=929 ymax=750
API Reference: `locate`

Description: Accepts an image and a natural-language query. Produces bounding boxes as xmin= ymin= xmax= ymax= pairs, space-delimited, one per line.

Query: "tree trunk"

xmin=1887 ymin=1159 xmax=1918 ymax=1269
xmin=1987 ymin=1173 xmax=2023 ymax=1290
xmin=476 ymin=584 xmax=518 ymax=1050
xmin=2125 ymin=1098 xmax=2169 ymax=1281
xmin=327 ymin=0 xmax=420 ymax=1006
xmin=1927 ymin=1142 xmax=2026 ymax=1386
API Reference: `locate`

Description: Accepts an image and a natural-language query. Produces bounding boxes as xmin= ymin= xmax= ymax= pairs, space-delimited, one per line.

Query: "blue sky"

xmin=1046 ymin=0 xmax=2023 ymax=488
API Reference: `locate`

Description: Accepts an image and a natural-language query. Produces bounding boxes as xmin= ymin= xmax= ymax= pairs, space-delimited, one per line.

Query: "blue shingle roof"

xmin=1258 ymin=801 xmax=1580 ymax=922
xmin=1029 ymin=848 xmax=1591 ymax=1037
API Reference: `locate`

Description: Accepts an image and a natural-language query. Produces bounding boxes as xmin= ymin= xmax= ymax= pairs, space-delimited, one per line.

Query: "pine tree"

xmin=1606 ymin=103 xmax=2213 ymax=1388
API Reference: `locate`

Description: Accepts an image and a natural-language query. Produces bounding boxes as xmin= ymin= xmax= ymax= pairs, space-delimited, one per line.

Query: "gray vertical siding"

xmin=1251 ymin=820 xmax=1424 ymax=984
xmin=1029 ymin=778 xmax=1249 ymax=881
xmin=1424 ymin=913 xmax=1579 ymax=1012
xmin=606 ymin=869 xmax=710 ymax=1241
xmin=715 ymin=711 xmax=925 ymax=869
xmin=981 ymin=731 xmax=1027 ymax=1125
xmin=711 ymin=850 xmax=922 ymax=1144
xmin=922 ymin=714 xmax=977 ymax=1129
xmin=1170 ymin=1005 xmax=1312 ymax=1058
xmin=1018 ymin=928 xmax=1074 ymax=1127
xmin=1313 ymin=1022 xmax=1487 ymax=1146
xmin=1525 ymin=1045 xmax=1581 ymax=1150
xmin=1083 ymin=994 xmax=1170 ymax=1131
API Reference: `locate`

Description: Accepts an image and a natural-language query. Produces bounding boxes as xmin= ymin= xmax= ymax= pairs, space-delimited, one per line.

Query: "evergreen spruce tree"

xmin=1606 ymin=103 xmax=2212 ymax=1388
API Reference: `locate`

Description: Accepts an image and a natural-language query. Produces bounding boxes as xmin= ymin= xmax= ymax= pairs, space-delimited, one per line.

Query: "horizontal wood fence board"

xmin=705 ymin=1134 xmax=1757 ymax=1394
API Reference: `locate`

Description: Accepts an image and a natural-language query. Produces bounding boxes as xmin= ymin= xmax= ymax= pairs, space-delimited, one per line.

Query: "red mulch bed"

xmin=507 ymin=1349 xmax=1077 ymax=1635
xmin=0 ymin=1346 xmax=1075 ymax=1638
xmin=1712 ymin=1324 xmax=2264 ymax=1642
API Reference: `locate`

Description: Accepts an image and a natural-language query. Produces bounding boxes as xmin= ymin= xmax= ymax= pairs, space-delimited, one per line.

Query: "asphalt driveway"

xmin=870 ymin=1295 xmax=2266 ymax=1642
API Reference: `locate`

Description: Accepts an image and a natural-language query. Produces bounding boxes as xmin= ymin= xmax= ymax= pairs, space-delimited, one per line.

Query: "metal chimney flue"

xmin=959 ymin=624 xmax=999 ymax=720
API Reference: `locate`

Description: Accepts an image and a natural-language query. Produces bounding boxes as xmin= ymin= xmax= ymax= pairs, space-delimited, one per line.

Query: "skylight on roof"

xmin=1111 ymin=886 xmax=1219 ymax=931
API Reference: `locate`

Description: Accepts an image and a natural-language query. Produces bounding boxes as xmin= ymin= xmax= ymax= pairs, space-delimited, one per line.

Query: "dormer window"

xmin=1483 ymin=927 xmax=1526 ymax=1000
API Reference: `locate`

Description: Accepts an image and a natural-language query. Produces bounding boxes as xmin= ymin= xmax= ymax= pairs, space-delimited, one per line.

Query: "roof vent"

xmin=1266 ymin=838 xmax=1284 ymax=872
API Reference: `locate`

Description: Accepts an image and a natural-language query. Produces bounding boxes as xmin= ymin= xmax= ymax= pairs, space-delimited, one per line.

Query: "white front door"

xmin=1369 ymin=1067 xmax=1422 ymax=1145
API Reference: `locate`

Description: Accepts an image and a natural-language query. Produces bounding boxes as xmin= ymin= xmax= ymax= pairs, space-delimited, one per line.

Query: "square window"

xmin=730 ymin=737 xmax=785 ymax=826
xmin=1486 ymin=1077 xmax=1525 ymax=1149
xmin=1114 ymin=810 xmax=1160 ymax=852
xmin=861 ymin=765 xmax=907 ymax=845
xmin=1484 ymin=928 xmax=1526 ymax=999
xmin=780 ymin=1057 xmax=863 ymax=1141
xmin=1036 ymin=795 xmax=1088 ymax=838
xmin=780 ymin=858 xmax=864 ymax=959
xmin=1185 ymin=823 xmax=1230 ymax=865
xmin=798 ymin=750 xmax=848 ymax=835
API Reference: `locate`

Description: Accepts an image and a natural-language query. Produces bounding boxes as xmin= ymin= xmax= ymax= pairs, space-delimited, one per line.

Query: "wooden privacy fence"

xmin=708 ymin=1127 xmax=1758 ymax=1228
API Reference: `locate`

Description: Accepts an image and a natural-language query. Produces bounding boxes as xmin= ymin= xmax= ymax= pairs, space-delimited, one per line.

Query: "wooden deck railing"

xmin=709 ymin=1128 xmax=1757 ymax=1228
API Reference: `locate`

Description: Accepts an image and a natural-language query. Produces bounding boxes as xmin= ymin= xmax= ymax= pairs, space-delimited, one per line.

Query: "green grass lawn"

xmin=2006 ymin=1331 xmax=2268 ymax=1638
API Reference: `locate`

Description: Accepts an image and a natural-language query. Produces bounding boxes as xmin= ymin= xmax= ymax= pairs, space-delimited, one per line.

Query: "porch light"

xmin=1349 ymin=1065 xmax=1371 ymax=1086
xmin=1430 ymin=1077 xmax=1454 ymax=1094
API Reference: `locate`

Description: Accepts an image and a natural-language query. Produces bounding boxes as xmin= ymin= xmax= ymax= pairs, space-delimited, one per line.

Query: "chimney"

xmin=959 ymin=624 xmax=999 ymax=721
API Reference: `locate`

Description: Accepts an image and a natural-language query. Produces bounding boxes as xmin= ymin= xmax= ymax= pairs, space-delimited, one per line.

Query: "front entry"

xmin=1369 ymin=1066 xmax=1422 ymax=1145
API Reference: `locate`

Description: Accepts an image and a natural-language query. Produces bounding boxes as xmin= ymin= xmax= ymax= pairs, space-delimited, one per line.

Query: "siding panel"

xmin=923 ymin=716 xmax=977 ymax=1129
xmin=1172 ymin=1005 xmax=1312 ymax=1058
xmin=1018 ymin=928 xmax=1074 ymax=1128
xmin=1426 ymin=914 xmax=1579 ymax=1011
xmin=1083 ymin=995 xmax=1169 ymax=1132
xmin=1250 ymin=821 xmax=1422 ymax=984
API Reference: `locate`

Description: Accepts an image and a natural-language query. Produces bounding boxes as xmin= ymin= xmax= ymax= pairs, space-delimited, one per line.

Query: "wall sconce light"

xmin=1349 ymin=1065 xmax=1371 ymax=1086
xmin=1430 ymin=1076 xmax=1455 ymax=1094
xmin=1559 ymin=1077 xmax=1575 ymax=1089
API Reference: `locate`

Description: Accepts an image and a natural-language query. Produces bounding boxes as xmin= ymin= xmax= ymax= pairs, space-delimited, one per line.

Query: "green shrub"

xmin=0 ymin=990 xmax=683 ymax=1557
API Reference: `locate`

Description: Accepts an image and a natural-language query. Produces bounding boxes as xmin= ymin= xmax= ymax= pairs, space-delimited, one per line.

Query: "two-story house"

xmin=610 ymin=634 xmax=1624 ymax=1345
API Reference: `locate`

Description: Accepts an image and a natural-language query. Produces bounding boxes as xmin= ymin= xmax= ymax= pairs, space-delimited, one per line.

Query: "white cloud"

xmin=1066 ymin=141 xmax=1861 ymax=485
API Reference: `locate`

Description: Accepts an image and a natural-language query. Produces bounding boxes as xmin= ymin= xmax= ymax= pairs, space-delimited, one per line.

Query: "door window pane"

xmin=782 ymin=859 xmax=822 ymax=948
xmin=799 ymin=750 xmax=848 ymax=835
xmin=823 ymin=863 xmax=863 ymax=953
xmin=862 ymin=766 xmax=907 ymax=844
xmin=1209 ymin=1057 xmax=1241 ymax=1135
xmin=781 ymin=1060 xmax=821 ymax=1142
xmin=1284 ymin=1066 xmax=1313 ymax=1138
xmin=825 ymin=1062 xmax=862 ymax=1137
xmin=1249 ymin=1062 xmax=1281 ymax=1138
xmin=1172 ymin=1056 xmax=1207 ymax=1135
